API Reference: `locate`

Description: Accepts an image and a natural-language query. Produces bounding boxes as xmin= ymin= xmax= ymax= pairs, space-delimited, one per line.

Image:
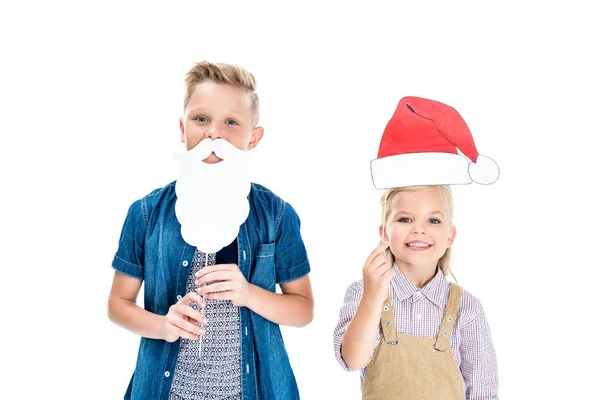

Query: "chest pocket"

xmin=252 ymin=242 xmax=276 ymax=291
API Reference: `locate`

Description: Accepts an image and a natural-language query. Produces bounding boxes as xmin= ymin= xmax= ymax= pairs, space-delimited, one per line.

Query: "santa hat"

xmin=371 ymin=96 xmax=499 ymax=189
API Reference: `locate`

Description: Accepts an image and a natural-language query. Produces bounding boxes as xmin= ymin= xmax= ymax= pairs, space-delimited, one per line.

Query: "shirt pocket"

xmin=252 ymin=242 xmax=276 ymax=291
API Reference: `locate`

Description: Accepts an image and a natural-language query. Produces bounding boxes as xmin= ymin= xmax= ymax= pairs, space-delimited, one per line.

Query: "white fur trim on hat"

xmin=468 ymin=154 xmax=500 ymax=184
xmin=371 ymin=152 xmax=473 ymax=189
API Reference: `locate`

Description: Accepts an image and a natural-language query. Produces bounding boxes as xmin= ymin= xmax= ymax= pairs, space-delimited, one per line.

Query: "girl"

xmin=333 ymin=185 xmax=498 ymax=399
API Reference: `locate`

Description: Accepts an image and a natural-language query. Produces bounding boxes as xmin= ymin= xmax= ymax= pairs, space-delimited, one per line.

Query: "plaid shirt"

xmin=333 ymin=267 xmax=499 ymax=399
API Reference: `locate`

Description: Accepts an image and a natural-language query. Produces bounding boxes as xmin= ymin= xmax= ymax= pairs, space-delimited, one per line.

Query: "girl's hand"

xmin=362 ymin=241 xmax=395 ymax=308
xmin=195 ymin=264 xmax=251 ymax=307
xmin=160 ymin=292 xmax=207 ymax=343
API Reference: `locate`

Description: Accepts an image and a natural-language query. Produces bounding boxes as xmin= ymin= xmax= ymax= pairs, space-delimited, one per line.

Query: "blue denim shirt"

xmin=112 ymin=181 xmax=311 ymax=400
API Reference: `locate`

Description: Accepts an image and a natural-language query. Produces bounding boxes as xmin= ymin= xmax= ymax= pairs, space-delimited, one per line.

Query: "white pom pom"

xmin=468 ymin=154 xmax=499 ymax=184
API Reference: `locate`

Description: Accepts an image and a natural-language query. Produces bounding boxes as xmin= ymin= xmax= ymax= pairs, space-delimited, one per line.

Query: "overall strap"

xmin=434 ymin=283 xmax=462 ymax=352
xmin=380 ymin=295 xmax=398 ymax=344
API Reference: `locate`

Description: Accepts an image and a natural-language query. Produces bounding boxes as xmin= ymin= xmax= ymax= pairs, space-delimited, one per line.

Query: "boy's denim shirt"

xmin=112 ymin=181 xmax=310 ymax=400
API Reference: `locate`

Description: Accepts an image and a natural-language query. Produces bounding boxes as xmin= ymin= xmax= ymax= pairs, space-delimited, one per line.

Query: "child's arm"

xmin=335 ymin=242 xmax=394 ymax=371
xmin=248 ymin=275 xmax=313 ymax=327
xmin=196 ymin=200 xmax=314 ymax=327
xmin=459 ymin=300 xmax=499 ymax=400
xmin=108 ymin=271 xmax=208 ymax=341
xmin=340 ymin=294 xmax=383 ymax=370
xmin=195 ymin=265 xmax=313 ymax=327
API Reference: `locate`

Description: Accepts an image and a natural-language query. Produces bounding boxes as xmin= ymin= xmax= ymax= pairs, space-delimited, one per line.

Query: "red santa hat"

xmin=371 ymin=96 xmax=499 ymax=189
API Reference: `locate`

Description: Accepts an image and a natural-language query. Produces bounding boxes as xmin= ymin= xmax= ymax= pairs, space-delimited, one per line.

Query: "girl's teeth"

xmin=408 ymin=243 xmax=430 ymax=247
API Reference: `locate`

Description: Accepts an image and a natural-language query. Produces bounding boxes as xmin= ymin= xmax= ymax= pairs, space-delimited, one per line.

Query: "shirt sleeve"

xmin=111 ymin=198 xmax=146 ymax=280
xmin=459 ymin=300 xmax=499 ymax=400
xmin=274 ymin=201 xmax=310 ymax=284
xmin=333 ymin=281 xmax=379 ymax=372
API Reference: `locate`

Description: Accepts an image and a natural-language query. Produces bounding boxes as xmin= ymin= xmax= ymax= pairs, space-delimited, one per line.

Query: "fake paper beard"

xmin=173 ymin=139 xmax=251 ymax=254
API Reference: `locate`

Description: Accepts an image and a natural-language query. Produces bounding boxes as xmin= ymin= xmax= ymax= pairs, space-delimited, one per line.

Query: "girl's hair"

xmin=183 ymin=61 xmax=260 ymax=126
xmin=380 ymin=185 xmax=456 ymax=279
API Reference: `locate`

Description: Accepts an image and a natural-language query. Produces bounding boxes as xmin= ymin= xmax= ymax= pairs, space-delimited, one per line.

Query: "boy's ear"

xmin=179 ymin=118 xmax=185 ymax=143
xmin=247 ymin=126 xmax=264 ymax=150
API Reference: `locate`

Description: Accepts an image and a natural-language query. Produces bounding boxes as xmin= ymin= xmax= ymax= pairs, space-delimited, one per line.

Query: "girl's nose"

xmin=412 ymin=224 xmax=426 ymax=235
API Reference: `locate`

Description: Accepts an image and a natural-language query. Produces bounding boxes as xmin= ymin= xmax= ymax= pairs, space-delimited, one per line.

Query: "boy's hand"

xmin=160 ymin=292 xmax=207 ymax=342
xmin=195 ymin=264 xmax=250 ymax=307
xmin=362 ymin=241 xmax=395 ymax=309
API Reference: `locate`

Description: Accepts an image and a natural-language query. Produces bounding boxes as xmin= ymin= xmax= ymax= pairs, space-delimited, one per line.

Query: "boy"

xmin=108 ymin=61 xmax=313 ymax=400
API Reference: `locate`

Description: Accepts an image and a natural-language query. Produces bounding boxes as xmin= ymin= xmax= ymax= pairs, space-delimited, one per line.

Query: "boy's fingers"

xmin=180 ymin=292 xmax=206 ymax=308
xmin=177 ymin=304 xmax=208 ymax=325
xmin=199 ymin=281 xmax=233 ymax=294
xmin=195 ymin=264 xmax=234 ymax=278
xmin=195 ymin=271 xmax=234 ymax=286
xmin=206 ymin=291 xmax=234 ymax=301
xmin=173 ymin=316 xmax=204 ymax=335
xmin=174 ymin=326 xmax=199 ymax=341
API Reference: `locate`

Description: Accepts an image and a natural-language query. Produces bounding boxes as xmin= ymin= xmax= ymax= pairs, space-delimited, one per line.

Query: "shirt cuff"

xmin=112 ymin=254 xmax=144 ymax=280
xmin=276 ymin=260 xmax=310 ymax=284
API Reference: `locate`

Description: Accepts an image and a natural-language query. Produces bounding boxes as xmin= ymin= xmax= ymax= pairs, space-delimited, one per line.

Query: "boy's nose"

xmin=204 ymin=124 xmax=223 ymax=139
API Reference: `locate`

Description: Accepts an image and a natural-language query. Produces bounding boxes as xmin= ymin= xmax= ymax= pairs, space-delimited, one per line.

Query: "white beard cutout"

xmin=173 ymin=139 xmax=251 ymax=254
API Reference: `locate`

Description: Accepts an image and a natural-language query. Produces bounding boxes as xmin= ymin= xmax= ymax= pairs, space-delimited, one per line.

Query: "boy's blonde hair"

xmin=380 ymin=185 xmax=456 ymax=279
xmin=184 ymin=61 xmax=260 ymax=126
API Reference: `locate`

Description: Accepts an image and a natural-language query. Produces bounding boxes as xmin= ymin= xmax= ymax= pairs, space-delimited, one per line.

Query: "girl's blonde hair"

xmin=184 ymin=61 xmax=260 ymax=126
xmin=380 ymin=185 xmax=456 ymax=280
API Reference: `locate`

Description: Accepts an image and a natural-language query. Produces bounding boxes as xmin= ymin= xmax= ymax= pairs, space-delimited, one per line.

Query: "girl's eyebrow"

xmin=392 ymin=210 xmax=445 ymax=218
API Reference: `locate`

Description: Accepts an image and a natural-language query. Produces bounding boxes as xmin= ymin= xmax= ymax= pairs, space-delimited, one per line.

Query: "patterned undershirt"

xmin=170 ymin=249 xmax=242 ymax=400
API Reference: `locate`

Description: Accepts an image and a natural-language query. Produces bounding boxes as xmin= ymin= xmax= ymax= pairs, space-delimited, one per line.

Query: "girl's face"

xmin=381 ymin=188 xmax=456 ymax=271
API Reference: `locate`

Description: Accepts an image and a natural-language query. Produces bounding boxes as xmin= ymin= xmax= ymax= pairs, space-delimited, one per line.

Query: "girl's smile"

xmin=405 ymin=240 xmax=433 ymax=251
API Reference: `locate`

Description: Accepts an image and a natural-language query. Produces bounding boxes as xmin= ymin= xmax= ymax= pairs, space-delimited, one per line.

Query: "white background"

xmin=1 ymin=1 xmax=598 ymax=398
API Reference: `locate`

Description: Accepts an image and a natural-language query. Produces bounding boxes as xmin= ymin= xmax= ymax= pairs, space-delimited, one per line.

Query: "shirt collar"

xmin=390 ymin=265 xmax=449 ymax=308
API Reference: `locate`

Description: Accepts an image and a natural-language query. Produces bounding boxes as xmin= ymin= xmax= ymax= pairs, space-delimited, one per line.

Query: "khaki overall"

xmin=362 ymin=283 xmax=465 ymax=400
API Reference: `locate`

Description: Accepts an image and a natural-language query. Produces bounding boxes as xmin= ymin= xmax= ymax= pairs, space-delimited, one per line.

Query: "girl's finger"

xmin=364 ymin=241 xmax=390 ymax=267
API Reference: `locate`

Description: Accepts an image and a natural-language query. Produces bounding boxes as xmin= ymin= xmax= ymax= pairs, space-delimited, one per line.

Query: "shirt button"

xmin=417 ymin=314 xmax=422 ymax=320
xmin=182 ymin=260 xmax=189 ymax=267
xmin=164 ymin=371 xmax=170 ymax=378
xmin=177 ymin=295 xmax=182 ymax=301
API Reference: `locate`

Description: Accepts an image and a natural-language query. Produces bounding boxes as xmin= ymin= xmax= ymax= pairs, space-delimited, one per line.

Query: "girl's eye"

xmin=226 ymin=119 xmax=239 ymax=125
xmin=195 ymin=116 xmax=208 ymax=122
xmin=398 ymin=217 xmax=411 ymax=223
xmin=429 ymin=218 xmax=441 ymax=224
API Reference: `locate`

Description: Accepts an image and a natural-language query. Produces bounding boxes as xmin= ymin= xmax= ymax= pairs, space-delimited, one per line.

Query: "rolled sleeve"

xmin=112 ymin=199 xmax=146 ymax=280
xmin=274 ymin=201 xmax=310 ymax=284
xmin=459 ymin=301 xmax=499 ymax=400
xmin=333 ymin=281 xmax=365 ymax=372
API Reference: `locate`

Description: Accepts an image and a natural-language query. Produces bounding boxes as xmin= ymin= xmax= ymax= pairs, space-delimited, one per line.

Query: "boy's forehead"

xmin=187 ymin=82 xmax=251 ymax=115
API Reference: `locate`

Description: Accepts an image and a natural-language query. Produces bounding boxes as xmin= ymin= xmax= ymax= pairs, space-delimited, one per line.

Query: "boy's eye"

xmin=398 ymin=217 xmax=411 ymax=223
xmin=429 ymin=218 xmax=441 ymax=224
xmin=226 ymin=119 xmax=239 ymax=125
xmin=195 ymin=116 xmax=208 ymax=122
